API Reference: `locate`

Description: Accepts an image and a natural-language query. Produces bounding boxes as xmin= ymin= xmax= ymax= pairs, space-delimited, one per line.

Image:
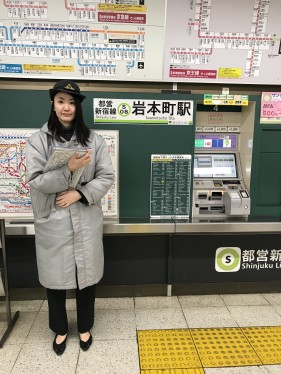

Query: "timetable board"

xmin=150 ymin=154 xmax=192 ymax=219
xmin=0 ymin=0 xmax=281 ymax=84
xmin=0 ymin=128 xmax=119 ymax=218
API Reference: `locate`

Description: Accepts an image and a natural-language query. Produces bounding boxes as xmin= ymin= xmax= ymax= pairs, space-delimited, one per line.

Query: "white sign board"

xmin=95 ymin=130 xmax=119 ymax=217
xmin=94 ymin=98 xmax=193 ymax=124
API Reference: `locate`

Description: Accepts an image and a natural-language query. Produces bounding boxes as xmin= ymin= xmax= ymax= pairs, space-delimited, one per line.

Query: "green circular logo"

xmin=216 ymin=248 xmax=240 ymax=271
xmin=118 ymin=102 xmax=131 ymax=117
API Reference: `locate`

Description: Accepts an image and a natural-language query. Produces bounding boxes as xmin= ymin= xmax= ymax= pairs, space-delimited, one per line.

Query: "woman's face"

xmin=53 ymin=92 xmax=76 ymax=126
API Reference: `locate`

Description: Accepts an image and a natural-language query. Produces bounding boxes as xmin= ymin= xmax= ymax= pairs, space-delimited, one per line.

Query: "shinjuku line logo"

xmin=118 ymin=102 xmax=131 ymax=117
xmin=215 ymin=247 xmax=241 ymax=272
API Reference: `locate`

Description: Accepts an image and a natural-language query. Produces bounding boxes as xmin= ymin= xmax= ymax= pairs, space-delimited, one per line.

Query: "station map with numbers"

xmin=0 ymin=0 xmax=280 ymax=84
xmin=0 ymin=129 xmax=119 ymax=218
xmin=0 ymin=129 xmax=33 ymax=218
xmin=0 ymin=0 xmax=165 ymax=81
xmin=164 ymin=0 xmax=281 ymax=84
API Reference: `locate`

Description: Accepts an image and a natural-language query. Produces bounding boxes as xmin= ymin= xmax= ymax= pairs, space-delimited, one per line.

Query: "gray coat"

xmin=26 ymin=123 xmax=115 ymax=290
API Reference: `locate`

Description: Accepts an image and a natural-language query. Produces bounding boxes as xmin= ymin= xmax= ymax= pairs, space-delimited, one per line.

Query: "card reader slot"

xmin=210 ymin=206 xmax=225 ymax=212
xmin=198 ymin=205 xmax=225 ymax=214
xmin=198 ymin=193 xmax=208 ymax=199
xmin=211 ymin=191 xmax=223 ymax=200
xmin=199 ymin=207 xmax=208 ymax=213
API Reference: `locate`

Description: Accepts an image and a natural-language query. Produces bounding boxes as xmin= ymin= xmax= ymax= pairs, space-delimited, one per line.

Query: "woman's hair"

xmin=47 ymin=96 xmax=90 ymax=146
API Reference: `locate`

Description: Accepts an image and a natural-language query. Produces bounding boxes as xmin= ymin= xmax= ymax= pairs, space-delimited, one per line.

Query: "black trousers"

xmin=46 ymin=284 xmax=96 ymax=335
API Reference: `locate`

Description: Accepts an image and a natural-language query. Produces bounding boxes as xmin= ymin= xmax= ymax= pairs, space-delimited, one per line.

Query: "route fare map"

xmin=165 ymin=0 xmax=281 ymax=84
xmin=0 ymin=0 xmax=165 ymax=81
xmin=0 ymin=129 xmax=35 ymax=218
xmin=0 ymin=129 xmax=119 ymax=218
xmin=0 ymin=0 xmax=280 ymax=83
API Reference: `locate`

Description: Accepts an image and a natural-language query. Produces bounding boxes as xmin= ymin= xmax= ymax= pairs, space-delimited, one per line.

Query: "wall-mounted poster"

xmin=1 ymin=1 xmax=280 ymax=84
xmin=0 ymin=0 xmax=165 ymax=81
xmin=260 ymin=92 xmax=281 ymax=124
xmin=95 ymin=130 xmax=119 ymax=217
xmin=164 ymin=0 xmax=281 ymax=84
xmin=0 ymin=129 xmax=119 ymax=218
xmin=0 ymin=129 xmax=35 ymax=218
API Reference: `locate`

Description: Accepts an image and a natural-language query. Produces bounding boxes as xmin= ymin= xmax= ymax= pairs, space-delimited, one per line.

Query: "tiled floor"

xmin=1 ymin=293 xmax=281 ymax=373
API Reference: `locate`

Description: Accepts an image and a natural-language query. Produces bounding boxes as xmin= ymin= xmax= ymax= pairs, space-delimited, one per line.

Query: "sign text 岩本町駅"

xmin=93 ymin=98 xmax=193 ymax=125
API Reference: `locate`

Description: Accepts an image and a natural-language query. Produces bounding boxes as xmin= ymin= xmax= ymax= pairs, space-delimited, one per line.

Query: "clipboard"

xmin=44 ymin=147 xmax=89 ymax=188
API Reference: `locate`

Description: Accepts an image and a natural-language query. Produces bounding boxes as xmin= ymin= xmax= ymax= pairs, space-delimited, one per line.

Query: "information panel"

xmin=0 ymin=128 xmax=119 ymax=218
xmin=0 ymin=0 xmax=165 ymax=81
xmin=150 ymin=154 xmax=192 ymax=219
xmin=95 ymin=129 xmax=119 ymax=217
xmin=195 ymin=134 xmax=238 ymax=151
xmin=164 ymin=0 xmax=281 ymax=84
xmin=1 ymin=1 xmax=280 ymax=84
xmin=0 ymin=129 xmax=34 ymax=218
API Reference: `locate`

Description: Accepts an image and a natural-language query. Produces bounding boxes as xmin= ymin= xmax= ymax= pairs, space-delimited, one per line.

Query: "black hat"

xmin=49 ymin=80 xmax=86 ymax=102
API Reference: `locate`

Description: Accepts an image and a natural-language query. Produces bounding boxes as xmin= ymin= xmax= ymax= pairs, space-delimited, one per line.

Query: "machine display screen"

xmin=194 ymin=153 xmax=238 ymax=178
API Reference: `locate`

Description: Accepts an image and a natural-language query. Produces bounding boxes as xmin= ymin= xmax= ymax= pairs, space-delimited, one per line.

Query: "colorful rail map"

xmin=1 ymin=0 xmax=280 ymax=83
xmin=0 ymin=129 xmax=35 ymax=218
xmin=0 ymin=0 xmax=165 ymax=81
xmin=164 ymin=0 xmax=281 ymax=84
xmin=0 ymin=129 xmax=119 ymax=218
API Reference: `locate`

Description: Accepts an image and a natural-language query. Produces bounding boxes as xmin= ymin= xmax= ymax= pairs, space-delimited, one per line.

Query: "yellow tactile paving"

xmin=137 ymin=330 xmax=202 ymax=370
xmin=242 ymin=326 xmax=281 ymax=365
xmin=138 ymin=327 xmax=281 ymax=370
xmin=140 ymin=369 xmax=204 ymax=374
xmin=190 ymin=327 xmax=262 ymax=367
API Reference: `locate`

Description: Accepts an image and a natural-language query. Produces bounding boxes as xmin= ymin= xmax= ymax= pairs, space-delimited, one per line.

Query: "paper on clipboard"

xmin=44 ymin=147 xmax=88 ymax=188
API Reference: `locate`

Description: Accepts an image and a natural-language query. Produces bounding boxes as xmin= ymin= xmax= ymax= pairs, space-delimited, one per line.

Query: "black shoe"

xmin=53 ymin=334 xmax=67 ymax=356
xmin=80 ymin=332 xmax=92 ymax=351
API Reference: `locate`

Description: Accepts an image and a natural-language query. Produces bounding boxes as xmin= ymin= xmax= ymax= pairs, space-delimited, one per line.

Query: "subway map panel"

xmin=1 ymin=1 xmax=280 ymax=84
xmin=0 ymin=0 xmax=165 ymax=81
xmin=0 ymin=129 xmax=119 ymax=218
xmin=0 ymin=129 xmax=35 ymax=218
xmin=164 ymin=0 xmax=281 ymax=84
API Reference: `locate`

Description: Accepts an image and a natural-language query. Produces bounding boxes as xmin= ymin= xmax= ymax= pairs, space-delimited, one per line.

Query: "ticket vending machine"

xmin=192 ymin=100 xmax=255 ymax=220
xmin=192 ymin=152 xmax=250 ymax=218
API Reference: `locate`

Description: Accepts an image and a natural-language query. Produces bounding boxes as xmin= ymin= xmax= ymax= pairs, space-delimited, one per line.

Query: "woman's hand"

xmin=68 ymin=150 xmax=92 ymax=172
xmin=56 ymin=190 xmax=81 ymax=208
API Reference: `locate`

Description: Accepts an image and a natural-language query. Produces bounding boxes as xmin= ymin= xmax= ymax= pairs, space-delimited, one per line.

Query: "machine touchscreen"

xmin=194 ymin=153 xmax=237 ymax=179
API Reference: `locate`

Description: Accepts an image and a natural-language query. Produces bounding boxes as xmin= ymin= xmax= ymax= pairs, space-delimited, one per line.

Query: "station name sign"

xmin=93 ymin=98 xmax=193 ymax=125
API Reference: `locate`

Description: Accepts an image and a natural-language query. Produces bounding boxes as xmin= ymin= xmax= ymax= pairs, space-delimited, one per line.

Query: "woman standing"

xmin=26 ymin=80 xmax=115 ymax=355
